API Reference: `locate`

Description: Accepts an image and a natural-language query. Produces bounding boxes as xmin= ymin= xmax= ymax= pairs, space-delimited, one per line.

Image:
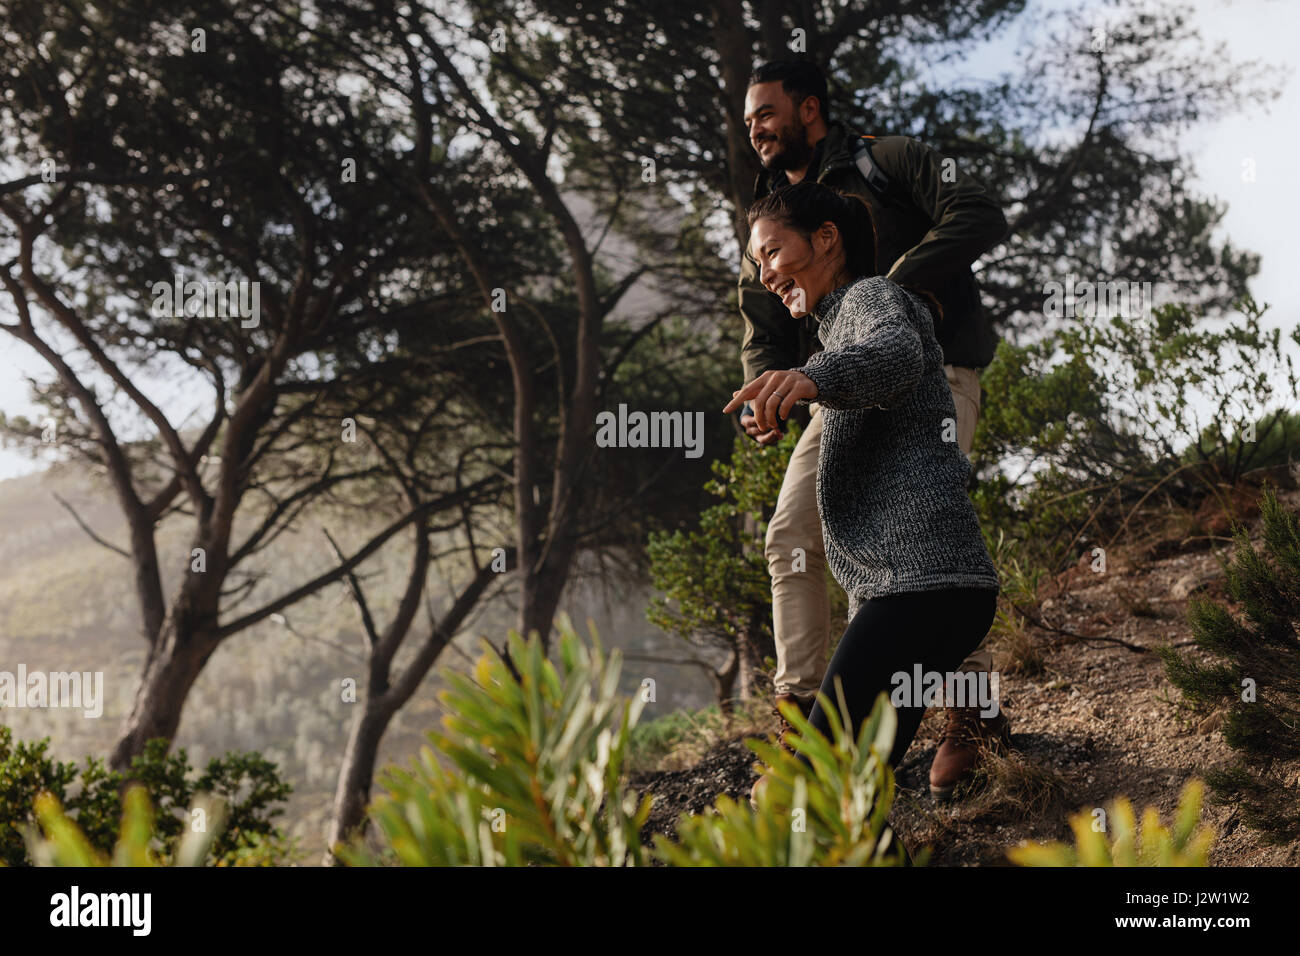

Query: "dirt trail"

xmin=632 ymin=488 xmax=1300 ymax=865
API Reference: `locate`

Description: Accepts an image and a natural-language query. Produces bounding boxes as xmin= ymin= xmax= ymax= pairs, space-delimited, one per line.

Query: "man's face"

xmin=744 ymin=81 xmax=814 ymax=173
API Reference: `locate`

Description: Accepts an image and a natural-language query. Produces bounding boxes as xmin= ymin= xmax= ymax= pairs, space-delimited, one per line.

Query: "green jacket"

xmin=739 ymin=121 xmax=1006 ymax=381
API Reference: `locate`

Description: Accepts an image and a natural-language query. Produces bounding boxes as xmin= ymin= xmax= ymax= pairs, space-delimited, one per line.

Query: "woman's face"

xmin=749 ymin=217 xmax=840 ymax=319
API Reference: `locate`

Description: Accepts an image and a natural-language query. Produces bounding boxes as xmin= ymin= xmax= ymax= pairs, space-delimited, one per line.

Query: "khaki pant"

xmin=766 ymin=364 xmax=993 ymax=699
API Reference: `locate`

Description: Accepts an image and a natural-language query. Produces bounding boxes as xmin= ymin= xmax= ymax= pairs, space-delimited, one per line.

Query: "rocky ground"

xmin=630 ymin=486 xmax=1300 ymax=866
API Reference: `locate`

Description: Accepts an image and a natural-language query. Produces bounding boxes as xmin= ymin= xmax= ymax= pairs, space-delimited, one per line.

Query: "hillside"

xmin=632 ymin=484 xmax=1300 ymax=866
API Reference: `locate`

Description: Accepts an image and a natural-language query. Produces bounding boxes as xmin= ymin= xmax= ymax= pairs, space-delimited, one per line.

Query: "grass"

xmin=960 ymin=745 xmax=1069 ymax=819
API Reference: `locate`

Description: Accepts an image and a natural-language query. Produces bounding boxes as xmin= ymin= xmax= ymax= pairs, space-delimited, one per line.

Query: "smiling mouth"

xmin=773 ymin=278 xmax=797 ymax=303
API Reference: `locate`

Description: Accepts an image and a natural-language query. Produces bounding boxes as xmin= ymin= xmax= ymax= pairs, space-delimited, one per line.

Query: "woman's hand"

xmin=723 ymin=369 xmax=819 ymax=434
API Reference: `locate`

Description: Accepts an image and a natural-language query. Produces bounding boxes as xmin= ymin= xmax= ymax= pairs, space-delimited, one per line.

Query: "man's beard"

xmin=758 ymin=117 xmax=814 ymax=173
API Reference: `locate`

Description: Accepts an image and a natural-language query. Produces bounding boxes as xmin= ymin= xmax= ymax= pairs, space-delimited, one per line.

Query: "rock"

xmin=1172 ymin=570 xmax=1220 ymax=600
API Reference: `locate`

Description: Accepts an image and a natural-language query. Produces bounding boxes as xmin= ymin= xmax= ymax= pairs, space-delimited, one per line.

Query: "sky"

xmin=1 ymin=0 xmax=1295 ymax=481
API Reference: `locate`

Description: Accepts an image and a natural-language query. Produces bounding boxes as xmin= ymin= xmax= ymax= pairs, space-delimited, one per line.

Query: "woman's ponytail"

xmin=836 ymin=192 xmax=877 ymax=279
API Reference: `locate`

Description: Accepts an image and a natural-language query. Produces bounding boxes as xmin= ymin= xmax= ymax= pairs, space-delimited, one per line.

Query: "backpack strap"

xmin=851 ymin=135 xmax=891 ymax=197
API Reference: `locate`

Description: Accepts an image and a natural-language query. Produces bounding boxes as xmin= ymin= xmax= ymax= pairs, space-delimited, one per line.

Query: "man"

xmin=738 ymin=59 xmax=1008 ymax=799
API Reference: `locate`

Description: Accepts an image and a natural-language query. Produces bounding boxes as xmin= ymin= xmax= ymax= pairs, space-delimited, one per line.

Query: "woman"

xmin=722 ymin=181 xmax=999 ymax=785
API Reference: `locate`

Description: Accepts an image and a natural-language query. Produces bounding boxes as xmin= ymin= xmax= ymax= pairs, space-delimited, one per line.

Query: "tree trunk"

xmin=321 ymin=559 xmax=497 ymax=864
xmin=736 ymin=628 xmax=760 ymax=701
xmin=322 ymin=701 xmax=393 ymax=865
xmin=109 ymin=622 xmax=218 ymax=770
xmin=714 ymin=646 xmax=739 ymax=713
xmin=518 ymin=553 xmax=572 ymax=648
xmin=712 ymin=0 xmax=760 ymax=248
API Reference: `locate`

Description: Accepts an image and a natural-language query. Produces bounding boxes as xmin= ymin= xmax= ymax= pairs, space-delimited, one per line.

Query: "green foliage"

xmin=1008 ymin=780 xmax=1214 ymax=866
xmin=1159 ymin=488 xmax=1300 ymax=840
xmin=24 ymin=786 xmax=226 ymax=867
xmin=0 ymin=727 xmax=293 ymax=866
xmin=350 ymin=625 xmax=911 ymax=867
xmin=1187 ymin=410 xmax=1300 ymax=480
xmin=342 ymin=622 xmax=653 ymax=866
xmin=646 ymin=427 xmax=796 ymax=644
xmin=645 ymin=428 xmax=798 ymax=701
xmin=974 ymin=298 xmax=1297 ymax=571
xmin=655 ymin=691 xmax=912 ymax=867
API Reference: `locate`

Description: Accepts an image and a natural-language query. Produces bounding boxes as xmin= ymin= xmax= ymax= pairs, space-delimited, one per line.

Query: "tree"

xmin=0 ymin=0 xmax=500 ymax=769
xmin=495 ymin=0 xmax=1274 ymax=331
xmin=292 ymin=0 xmax=737 ymax=647
xmin=4 ymin=0 xmax=739 ymax=857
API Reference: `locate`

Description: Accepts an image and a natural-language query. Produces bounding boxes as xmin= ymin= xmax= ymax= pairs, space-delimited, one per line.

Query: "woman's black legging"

xmin=802 ymin=586 xmax=998 ymax=769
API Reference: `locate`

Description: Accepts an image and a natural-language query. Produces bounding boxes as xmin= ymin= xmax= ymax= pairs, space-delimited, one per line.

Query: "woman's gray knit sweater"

xmin=792 ymin=276 xmax=999 ymax=616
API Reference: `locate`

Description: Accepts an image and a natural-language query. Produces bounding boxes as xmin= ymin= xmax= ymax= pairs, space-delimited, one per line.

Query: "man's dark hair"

xmin=748 ymin=60 xmax=830 ymax=121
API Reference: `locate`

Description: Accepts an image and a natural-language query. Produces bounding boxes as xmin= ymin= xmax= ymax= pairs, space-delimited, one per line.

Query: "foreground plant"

xmin=348 ymin=624 xmax=911 ymax=866
xmin=343 ymin=622 xmax=652 ymax=866
xmin=24 ymin=786 xmax=226 ymax=867
xmin=656 ymin=690 xmax=911 ymax=867
xmin=1007 ymin=779 xmax=1214 ymax=866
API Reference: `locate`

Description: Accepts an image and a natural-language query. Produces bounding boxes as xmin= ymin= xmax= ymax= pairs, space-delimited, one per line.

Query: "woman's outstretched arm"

xmin=793 ymin=277 xmax=925 ymax=411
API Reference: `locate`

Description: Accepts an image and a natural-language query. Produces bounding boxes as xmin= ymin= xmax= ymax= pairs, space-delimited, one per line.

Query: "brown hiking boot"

xmin=771 ymin=693 xmax=814 ymax=747
xmin=774 ymin=692 xmax=815 ymax=721
xmin=754 ymin=694 xmax=817 ymax=808
xmin=929 ymin=706 xmax=1011 ymax=801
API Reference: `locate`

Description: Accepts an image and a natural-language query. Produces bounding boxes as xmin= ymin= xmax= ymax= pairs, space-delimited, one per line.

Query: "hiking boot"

xmin=771 ymin=693 xmax=815 ymax=748
xmin=774 ymin=692 xmax=815 ymax=721
xmin=929 ymin=706 xmax=1011 ymax=801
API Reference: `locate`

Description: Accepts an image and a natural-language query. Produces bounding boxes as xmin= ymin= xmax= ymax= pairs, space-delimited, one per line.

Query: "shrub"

xmin=645 ymin=428 xmax=796 ymax=705
xmin=1007 ymin=779 xmax=1214 ymax=866
xmin=342 ymin=623 xmax=653 ymax=866
xmin=0 ymin=727 xmax=293 ymax=866
xmin=974 ymin=297 xmax=1297 ymax=571
xmin=1159 ymin=488 xmax=1300 ymax=840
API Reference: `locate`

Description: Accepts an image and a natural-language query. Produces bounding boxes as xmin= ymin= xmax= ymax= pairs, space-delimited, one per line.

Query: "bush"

xmin=645 ymin=428 xmax=796 ymax=705
xmin=974 ymin=297 xmax=1297 ymax=571
xmin=1159 ymin=488 xmax=1300 ymax=840
xmin=343 ymin=622 xmax=652 ymax=866
xmin=1007 ymin=779 xmax=1214 ymax=866
xmin=0 ymin=727 xmax=294 ymax=866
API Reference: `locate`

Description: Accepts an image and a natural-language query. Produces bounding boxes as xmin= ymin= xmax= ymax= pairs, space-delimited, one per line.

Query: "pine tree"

xmin=1159 ymin=488 xmax=1300 ymax=840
